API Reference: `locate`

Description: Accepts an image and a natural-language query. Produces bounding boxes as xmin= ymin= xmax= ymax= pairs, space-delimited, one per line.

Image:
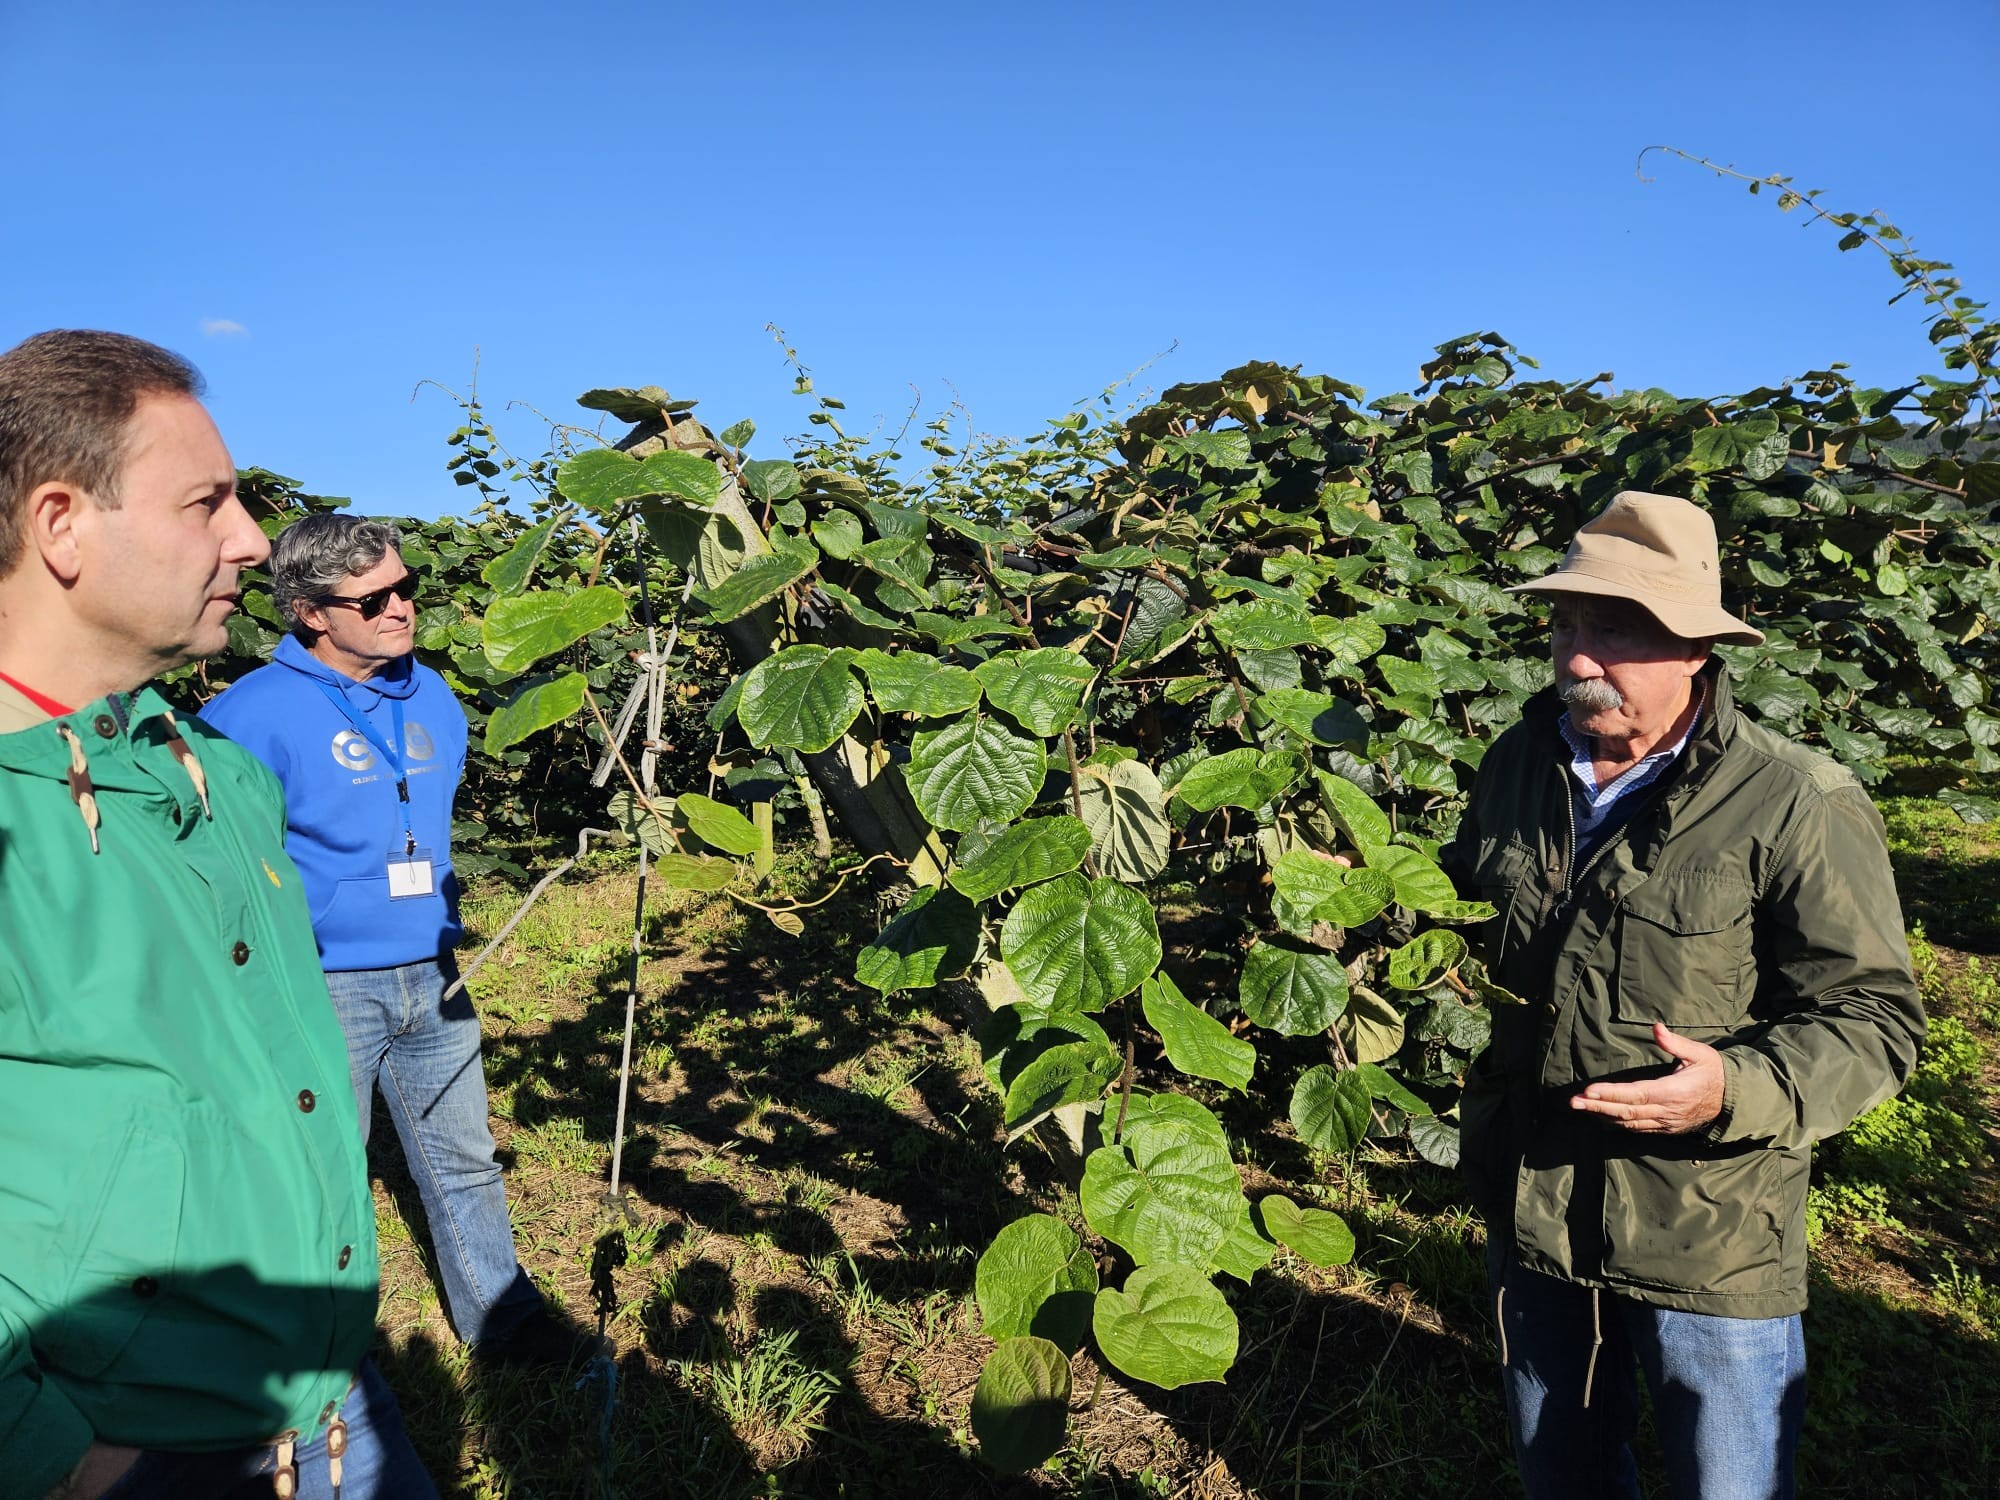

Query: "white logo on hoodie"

xmin=332 ymin=730 xmax=375 ymax=772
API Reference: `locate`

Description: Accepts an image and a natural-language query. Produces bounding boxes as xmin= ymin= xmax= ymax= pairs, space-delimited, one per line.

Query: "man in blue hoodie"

xmin=205 ymin=512 xmax=585 ymax=1370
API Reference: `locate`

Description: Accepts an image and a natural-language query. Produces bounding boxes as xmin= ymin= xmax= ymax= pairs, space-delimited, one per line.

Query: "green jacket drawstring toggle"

xmin=266 ymin=1415 xmax=345 ymax=1498
xmin=56 ymin=723 xmax=99 ymax=854
xmin=57 ymin=711 xmax=217 ymax=853
xmin=161 ymin=709 xmax=213 ymax=819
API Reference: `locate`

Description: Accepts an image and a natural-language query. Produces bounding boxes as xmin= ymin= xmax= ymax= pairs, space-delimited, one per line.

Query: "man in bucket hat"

xmin=1442 ymin=491 xmax=1924 ymax=1498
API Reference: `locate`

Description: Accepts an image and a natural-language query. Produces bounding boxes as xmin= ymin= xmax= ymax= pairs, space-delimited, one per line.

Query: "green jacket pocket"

xmin=1615 ymin=876 xmax=1755 ymax=1031
xmin=40 ymin=1128 xmax=187 ymax=1380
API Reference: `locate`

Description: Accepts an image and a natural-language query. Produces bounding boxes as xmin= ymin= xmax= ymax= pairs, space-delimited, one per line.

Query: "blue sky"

xmin=4 ymin=2 xmax=1994 ymax=518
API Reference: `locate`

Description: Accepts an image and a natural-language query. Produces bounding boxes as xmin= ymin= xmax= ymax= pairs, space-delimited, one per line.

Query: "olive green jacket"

xmin=1442 ymin=664 xmax=1923 ymax=1317
xmin=0 ymin=688 xmax=379 ymax=1499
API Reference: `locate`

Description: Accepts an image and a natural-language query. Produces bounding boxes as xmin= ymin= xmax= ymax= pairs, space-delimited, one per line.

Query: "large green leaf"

xmin=484 ymin=671 xmax=586 ymax=754
xmin=1075 ymin=759 xmax=1171 ymax=883
xmin=1690 ymin=419 xmax=1788 ymax=480
xmin=905 ymin=714 xmax=1047 ymax=833
xmin=653 ymin=853 xmax=737 ymax=892
xmin=910 ymin=611 xmax=1028 ymax=646
xmin=980 ymin=1012 xmax=1113 ymax=1098
xmin=973 ymin=648 xmax=1097 ymax=736
xmin=1311 ymin=615 xmax=1389 ymax=667
xmin=1357 ymin=1061 xmax=1431 ymax=1116
xmin=1254 ymin=1195 xmax=1355 ymax=1268
xmin=1316 ymin=770 xmax=1392 ymax=853
xmin=1115 ymin=1091 xmax=1232 ymax=1157
xmin=481 ymin=586 xmax=627 ymax=673
xmin=736 ymin=645 xmax=865 ymax=753
xmin=739 ymin=457 xmax=801 ymax=504
xmin=1004 ymin=1038 xmax=1121 ymax=1137
xmin=1410 ymin=1115 xmax=1461 ymax=1168
xmin=814 ymin=578 xmax=903 ymax=631
xmin=976 ymin=1215 xmax=1097 ymax=1350
xmin=1255 ymin=688 xmax=1368 ymax=746
xmin=1080 ymin=1120 xmax=1239 ymax=1268
xmin=608 ymin=785 xmax=676 ymax=857
xmin=1939 ymin=788 xmax=2000 ymax=824
xmin=479 ymin=516 xmax=560 ymax=596
xmin=675 ymin=792 xmax=763 ymax=856
xmin=970 ymin=1338 xmax=1072 ymax=1474
xmin=1141 ymin=972 xmax=1254 ymax=1091
xmin=1364 ymin=844 xmax=1461 ymax=914
xmin=1212 ymin=1196 xmax=1279 ymax=1282
xmin=855 ymin=886 xmax=979 ymax=994
xmin=573 ymin=386 xmax=672 ymax=423
xmin=1290 ymin=1064 xmax=1371 ymax=1153
xmin=1091 ymin=1264 xmax=1238 ymax=1390
xmin=1422 ymin=996 xmax=1493 ymax=1053
xmin=1338 ymin=984 xmax=1405 ymax=1064
xmin=694 ymin=533 xmax=819 ymax=622
xmin=1239 ymin=939 xmax=1350 ymax=1035
xmin=1270 ymin=851 xmax=1393 ymax=936
xmin=1000 ymin=875 xmax=1161 ymax=1013
xmin=557 ymin=447 xmax=719 ymax=514
xmin=810 ymin=509 xmax=866 ymax=560
xmin=855 ymin=648 xmax=983 ymax=717
xmin=1174 ymin=748 xmax=1302 ymax=812
xmin=948 ymin=816 xmax=1093 ymax=902
xmin=1210 ymin=601 xmax=1320 ymax=650
xmin=1386 ymin=928 xmax=1469 ymax=989
xmin=1170 ymin=429 xmax=1253 ymax=468
xmin=640 ymin=499 xmax=748 ymax=587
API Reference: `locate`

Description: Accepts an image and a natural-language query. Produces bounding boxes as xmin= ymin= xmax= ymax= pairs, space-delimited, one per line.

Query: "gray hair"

xmin=271 ymin=512 xmax=405 ymax=637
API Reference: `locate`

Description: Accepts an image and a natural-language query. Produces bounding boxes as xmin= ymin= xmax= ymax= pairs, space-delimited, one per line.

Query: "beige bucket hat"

xmin=1507 ymin=490 xmax=1764 ymax=645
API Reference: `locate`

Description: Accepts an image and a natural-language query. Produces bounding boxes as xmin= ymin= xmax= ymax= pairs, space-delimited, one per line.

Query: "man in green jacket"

xmin=0 ymin=331 xmax=436 ymax=1499
xmin=1442 ymin=491 xmax=1923 ymax=1499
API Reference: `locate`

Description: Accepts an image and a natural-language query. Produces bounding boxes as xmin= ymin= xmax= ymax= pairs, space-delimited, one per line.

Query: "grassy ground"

xmin=363 ymin=799 xmax=2000 ymax=1498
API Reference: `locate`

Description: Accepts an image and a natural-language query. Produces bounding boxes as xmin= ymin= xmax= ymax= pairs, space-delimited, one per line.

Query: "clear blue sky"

xmin=4 ymin=2 xmax=1994 ymax=518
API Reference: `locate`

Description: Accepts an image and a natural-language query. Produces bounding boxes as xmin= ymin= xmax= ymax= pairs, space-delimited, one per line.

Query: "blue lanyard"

xmin=311 ymin=676 xmax=416 ymax=853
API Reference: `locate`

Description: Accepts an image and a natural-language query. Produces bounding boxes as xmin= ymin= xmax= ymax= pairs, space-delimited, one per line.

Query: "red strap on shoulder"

xmin=0 ymin=668 xmax=74 ymax=717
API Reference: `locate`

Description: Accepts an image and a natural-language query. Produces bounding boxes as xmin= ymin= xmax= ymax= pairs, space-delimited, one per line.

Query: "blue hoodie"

xmin=201 ymin=635 xmax=466 ymax=972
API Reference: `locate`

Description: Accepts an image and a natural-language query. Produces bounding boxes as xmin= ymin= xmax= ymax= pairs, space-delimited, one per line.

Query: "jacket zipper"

xmin=1555 ymin=774 xmax=1626 ymax=918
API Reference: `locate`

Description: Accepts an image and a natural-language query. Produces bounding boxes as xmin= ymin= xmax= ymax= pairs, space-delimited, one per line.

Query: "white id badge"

xmin=387 ymin=847 xmax=436 ymax=899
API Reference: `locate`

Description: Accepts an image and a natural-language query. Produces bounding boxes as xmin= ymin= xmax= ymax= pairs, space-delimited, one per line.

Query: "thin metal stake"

xmin=605 ymin=514 xmax=661 ymax=1212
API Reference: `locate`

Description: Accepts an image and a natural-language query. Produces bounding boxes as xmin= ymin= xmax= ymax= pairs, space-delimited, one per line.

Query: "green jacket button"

xmin=297 ymin=1089 xmax=316 ymax=1113
xmin=94 ymin=714 xmax=118 ymax=739
xmin=231 ymin=941 xmax=251 ymax=965
xmin=133 ymin=1276 xmax=159 ymax=1298
xmin=338 ymin=1245 xmax=352 ymax=1269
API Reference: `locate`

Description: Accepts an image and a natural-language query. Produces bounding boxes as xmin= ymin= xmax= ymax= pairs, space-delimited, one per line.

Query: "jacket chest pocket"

xmin=1615 ymin=877 xmax=1756 ymax=1031
xmin=1466 ymin=837 xmax=1541 ymax=968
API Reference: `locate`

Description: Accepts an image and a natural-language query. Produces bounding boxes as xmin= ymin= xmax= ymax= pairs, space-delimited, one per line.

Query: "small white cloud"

xmin=200 ymin=318 xmax=248 ymax=338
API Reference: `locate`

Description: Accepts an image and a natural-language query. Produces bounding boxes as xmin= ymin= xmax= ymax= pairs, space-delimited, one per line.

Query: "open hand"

xmin=1570 ymin=1023 xmax=1725 ymax=1134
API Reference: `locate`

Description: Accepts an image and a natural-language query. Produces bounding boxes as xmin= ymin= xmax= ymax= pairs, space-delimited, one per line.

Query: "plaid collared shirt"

xmin=1558 ymin=682 xmax=1705 ymax=848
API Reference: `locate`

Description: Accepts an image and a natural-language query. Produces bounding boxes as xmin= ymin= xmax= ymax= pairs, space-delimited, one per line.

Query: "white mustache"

xmin=1558 ymin=677 xmax=1624 ymax=712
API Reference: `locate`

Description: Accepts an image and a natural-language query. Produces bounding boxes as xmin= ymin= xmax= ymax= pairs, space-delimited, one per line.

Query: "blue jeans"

xmin=326 ymin=960 xmax=542 ymax=1346
xmin=99 ymin=1359 xmax=437 ymax=1499
xmin=1491 ymin=1252 xmax=1804 ymax=1500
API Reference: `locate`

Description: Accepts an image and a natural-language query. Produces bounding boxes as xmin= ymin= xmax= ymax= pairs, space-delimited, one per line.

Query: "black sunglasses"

xmin=318 ymin=571 xmax=420 ymax=620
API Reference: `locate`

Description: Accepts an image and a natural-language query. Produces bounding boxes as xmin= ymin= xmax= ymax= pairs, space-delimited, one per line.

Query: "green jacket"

xmin=1442 ymin=664 xmax=1923 ymax=1317
xmin=0 ymin=687 xmax=379 ymax=1499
